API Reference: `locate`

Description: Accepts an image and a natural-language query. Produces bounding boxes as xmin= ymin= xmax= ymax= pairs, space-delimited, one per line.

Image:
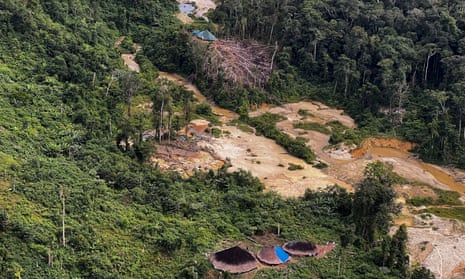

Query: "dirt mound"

xmin=396 ymin=185 xmax=438 ymax=200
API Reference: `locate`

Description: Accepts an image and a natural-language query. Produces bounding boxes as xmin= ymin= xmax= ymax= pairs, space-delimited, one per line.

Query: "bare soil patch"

xmin=200 ymin=126 xmax=351 ymax=197
xmin=396 ymin=184 xmax=438 ymax=201
xmin=151 ymin=141 xmax=223 ymax=178
xmin=117 ymin=38 xmax=142 ymax=72
xmin=250 ymin=101 xmax=355 ymax=129
xmin=121 ymin=54 xmax=140 ymax=72
xmin=407 ymin=214 xmax=465 ymax=279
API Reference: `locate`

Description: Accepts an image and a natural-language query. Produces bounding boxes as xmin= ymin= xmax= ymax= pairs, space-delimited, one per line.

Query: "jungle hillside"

xmin=0 ymin=0 xmax=464 ymax=278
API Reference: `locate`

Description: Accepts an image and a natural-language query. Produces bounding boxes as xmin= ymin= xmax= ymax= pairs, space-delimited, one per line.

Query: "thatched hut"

xmin=283 ymin=241 xmax=318 ymax=257
xmin=256 ymin=246 xmax=291 ymax=265
xmin=209 ymin=246 xmax=258 ymax=274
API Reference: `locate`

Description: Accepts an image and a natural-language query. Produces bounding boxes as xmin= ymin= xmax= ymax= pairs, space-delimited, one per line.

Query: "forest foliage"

xmin=209 ymin=0 xmax=465 ymax=168
xmin=0 ymin=0 xmax=453 ymax=278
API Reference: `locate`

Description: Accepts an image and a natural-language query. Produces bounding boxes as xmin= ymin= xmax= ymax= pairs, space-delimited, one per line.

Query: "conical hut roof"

xmin=283 ymin=241 xmax=318 ymax=257
xmin=209 ymin=246 xmax=258 ymax=274
xmin=256 ymin=246 xmax=291 ymax=265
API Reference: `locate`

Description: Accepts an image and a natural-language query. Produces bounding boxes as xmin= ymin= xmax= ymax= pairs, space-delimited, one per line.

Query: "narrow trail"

xmin=433 ymin=235 xmax=444 ymax=279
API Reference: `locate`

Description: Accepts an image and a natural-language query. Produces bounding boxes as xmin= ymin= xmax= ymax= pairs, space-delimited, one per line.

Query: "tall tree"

xmin=352 ymin=162 xmax=400 ymax=243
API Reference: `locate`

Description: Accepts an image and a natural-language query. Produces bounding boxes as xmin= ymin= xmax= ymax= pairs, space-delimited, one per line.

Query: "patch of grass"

xmin=230 ymin=119 xmax=255 ymax=133
xmin=407 ymin=188 xmax=462 ymax=206
xmin=293 ymin=122 xmax=330 ymax=134
xmin=248 ymin=113 xmax=316 ymax=163
xmin=212 ymin=128 xmax=222 ymax=138
xmin=435 ymin=189 xmax=462 ymax=205
xmin=327 ymin=120 xmax=365 ymax=146
xmin=314 ymin=161 xmax=328 ymax=169
xmin=420 ymin=207 xmax=465 ymax=222
xmin=407 ymin=197 xmax=434 ymax=206
xmin=237 ymin=123 xmax=254 ymax=133
xmin=327 ymin=120 xmax=346 ymax=129
xmin=288 ymin=163 xmax=304 ymax=171
xmin=297 ymin=109 xmax=314 ymax=117
xmin=193 ymin=103 xmax=221 ymax=125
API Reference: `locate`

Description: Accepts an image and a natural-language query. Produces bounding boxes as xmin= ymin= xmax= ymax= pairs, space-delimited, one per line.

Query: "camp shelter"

xmin=209 ymin=246 xmax=258 ymax=274
xmin=256 ymin=246 xmax=291 ymax=265
xmin=283 ymin=241 xmax=318 ymax=257
xmin=195 ymin=30 xmax=217 ymax=41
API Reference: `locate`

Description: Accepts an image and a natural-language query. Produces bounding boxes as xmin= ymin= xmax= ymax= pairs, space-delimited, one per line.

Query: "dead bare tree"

xmin=60 ymin=185 xmax=66 ymax=247
xmin=270 ymin=41 xmax=278 ymax=72
xmin=203 ymin=39 xmax=273 ymax=88
xmin=119 ymin=71 xmax=140 ymax=118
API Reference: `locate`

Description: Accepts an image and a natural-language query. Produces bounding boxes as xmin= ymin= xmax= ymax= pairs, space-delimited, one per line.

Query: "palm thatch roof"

xmin=256 ymin=246 xmax=291 ymax=265
xmin=209 ymin=246 xmax=258 ymax=274
xmin=283 ymin=241 xmax=318 ymax=257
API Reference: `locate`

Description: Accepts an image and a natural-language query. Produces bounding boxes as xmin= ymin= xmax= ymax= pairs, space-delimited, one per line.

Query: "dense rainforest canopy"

xmin=205 ymin=0 xmax=465 ymax=167
xmin=0 ymin=0 xmax=460 ymax=278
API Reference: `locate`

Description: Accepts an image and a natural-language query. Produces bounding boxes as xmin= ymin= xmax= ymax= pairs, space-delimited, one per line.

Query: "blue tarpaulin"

xmin=274 ymin=246 xmax=290 ymax=263
xmin=194 ymin=30 xmax=217 ymax=41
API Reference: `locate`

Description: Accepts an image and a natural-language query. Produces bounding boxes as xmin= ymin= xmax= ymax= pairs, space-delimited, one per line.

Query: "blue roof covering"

xmin=274 ymin=246 xmax=290 ymax=263
xmin=192 ymin=30 xmax=201 ymax=35
xmin=195 ymin=30 xmax=217 ymax=41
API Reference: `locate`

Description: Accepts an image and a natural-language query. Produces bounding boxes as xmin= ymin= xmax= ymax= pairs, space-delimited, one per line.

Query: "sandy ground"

xmin=407 ymin=215 xmax=465 ymax=279
xmin=117 ymin=37 xmax=142 ymax=72
xmin=200 ymin=126 xmax=350 ymax=197
xmin=121 ymin=54 xmax=140 ymax=72
xmin=157 ymin=74 xmax=351 ymax=196
xmin=250 ymin=101 xmax=356 ymax=129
